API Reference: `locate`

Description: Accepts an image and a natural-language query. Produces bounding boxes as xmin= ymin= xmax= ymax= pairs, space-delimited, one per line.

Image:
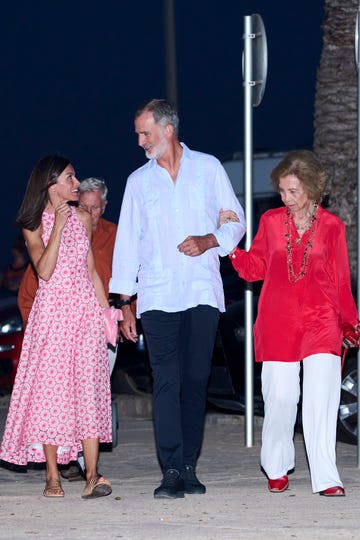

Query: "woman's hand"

xmin=219 ymin=209 xmax=240 ymax=227
xmin=54 ymin=201 xmax=72 ymax=231
xmin=342 ymin=322 xmax=360 ymax=349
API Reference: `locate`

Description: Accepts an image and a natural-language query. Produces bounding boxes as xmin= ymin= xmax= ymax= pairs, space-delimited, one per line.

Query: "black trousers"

xmin=141 ymin=305 xmax=220 ymax=473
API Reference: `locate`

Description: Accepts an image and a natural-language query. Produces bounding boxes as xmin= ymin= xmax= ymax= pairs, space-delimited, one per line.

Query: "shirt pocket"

xmin=188 ymin=180 xmax=208 ymax=211
xmin=142 ymin=191 xmax=161 ymax=218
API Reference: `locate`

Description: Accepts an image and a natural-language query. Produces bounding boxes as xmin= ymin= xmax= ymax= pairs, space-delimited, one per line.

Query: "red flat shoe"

xmin=268 ymin=475 xmax=289 ymax=493
xmin=319 ymin=486 xmax=345 ymax=497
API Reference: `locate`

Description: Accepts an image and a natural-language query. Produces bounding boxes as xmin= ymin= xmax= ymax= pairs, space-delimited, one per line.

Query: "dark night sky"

xmin=1 ymin=1 xmax=324 ymax=270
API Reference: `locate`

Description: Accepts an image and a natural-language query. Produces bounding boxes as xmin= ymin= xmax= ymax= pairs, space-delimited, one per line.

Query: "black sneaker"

xmin=183 ymin=465 xmax=206 ymax=494
xmin=154 ymin=469 xmax=185 ymax=499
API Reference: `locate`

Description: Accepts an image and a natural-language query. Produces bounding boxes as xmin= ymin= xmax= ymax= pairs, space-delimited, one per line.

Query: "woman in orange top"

xmin=222 ymin=150 xmax=359 ymax=497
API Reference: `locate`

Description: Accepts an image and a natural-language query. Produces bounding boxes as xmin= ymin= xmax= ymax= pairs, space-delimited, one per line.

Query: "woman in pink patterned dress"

xmin=0 ymin=155 xmax=113 ymax=499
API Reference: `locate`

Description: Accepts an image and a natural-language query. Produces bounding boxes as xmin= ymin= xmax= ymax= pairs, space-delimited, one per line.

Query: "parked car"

xmin=221 ymin=149 xmax=288 ymax=206
xmin=0 ymin=293 xmax=23 ymax=390
xmin=338 ymin=351 xmax=358 ymax=445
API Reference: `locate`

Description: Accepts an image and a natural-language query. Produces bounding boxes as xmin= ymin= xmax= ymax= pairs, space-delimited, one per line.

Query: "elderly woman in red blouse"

xmin=221 ymin=150 xmax=359 ymax=497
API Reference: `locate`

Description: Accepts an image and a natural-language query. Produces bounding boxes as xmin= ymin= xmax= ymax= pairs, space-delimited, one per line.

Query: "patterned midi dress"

xmin=0 ymin=208 xmax=112 ymax=465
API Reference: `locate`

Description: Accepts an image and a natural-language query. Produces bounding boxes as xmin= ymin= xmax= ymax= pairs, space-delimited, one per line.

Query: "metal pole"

xmin=164 ymin=0 xmax=178 ymax=107
xmin=243 ymin=16 xmax=254 ymax=447
xmin=356 ymin=3 xmax=360 ymax=467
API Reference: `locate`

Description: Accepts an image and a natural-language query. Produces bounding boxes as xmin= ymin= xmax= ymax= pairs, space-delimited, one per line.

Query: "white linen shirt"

xmin=109 ymin=143 xmax=246 ymax=315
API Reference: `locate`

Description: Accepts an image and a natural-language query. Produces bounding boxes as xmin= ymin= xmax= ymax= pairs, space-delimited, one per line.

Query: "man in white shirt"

xmin=110 ymin=99 xmax=245 ymax=499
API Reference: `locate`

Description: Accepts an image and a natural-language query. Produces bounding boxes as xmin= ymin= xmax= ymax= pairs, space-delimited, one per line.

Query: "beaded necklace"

xmin=285 ymin=203 xmax=318 ymax=284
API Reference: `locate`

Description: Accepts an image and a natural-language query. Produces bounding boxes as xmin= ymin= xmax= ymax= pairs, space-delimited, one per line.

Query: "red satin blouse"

xmin=230 ymin=205 xmax=358 ymax=362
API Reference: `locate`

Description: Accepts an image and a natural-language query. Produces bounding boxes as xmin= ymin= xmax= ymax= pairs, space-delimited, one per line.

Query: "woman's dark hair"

xmin=16 ymin=155 xmax=71 ymax=231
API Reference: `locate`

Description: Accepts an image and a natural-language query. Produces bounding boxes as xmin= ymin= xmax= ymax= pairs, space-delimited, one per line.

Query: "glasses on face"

xmin=79 ymin=203 xmax=102 ymax=214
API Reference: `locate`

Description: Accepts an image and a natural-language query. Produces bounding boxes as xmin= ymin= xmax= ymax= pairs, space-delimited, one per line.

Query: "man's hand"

xmin=119 ymin=305 xmax=138 ymax=343
xmin=177 ymin=234 xmax=218 ymax=257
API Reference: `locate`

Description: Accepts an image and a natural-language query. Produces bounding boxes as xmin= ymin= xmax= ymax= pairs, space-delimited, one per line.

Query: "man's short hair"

xmin=135 ymin=99 xmax=179 ymax=136
xmin=79 ymin=177 xmax=108 ymax=202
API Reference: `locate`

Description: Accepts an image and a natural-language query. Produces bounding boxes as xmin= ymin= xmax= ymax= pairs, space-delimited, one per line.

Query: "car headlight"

xmin=0 ymin=315 xmax=23 ymax=335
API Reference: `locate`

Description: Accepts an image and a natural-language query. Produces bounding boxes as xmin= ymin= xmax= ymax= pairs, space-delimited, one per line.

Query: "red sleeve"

xmin=229 ymin=214 xmax=268 ymax=282
xmin=92 ymin=220 xmax=117 ymax=298
xmin=333 ymin=222 xmax=358 ymax=325
xmin=17 ymin=263 xmax=38 ymax=326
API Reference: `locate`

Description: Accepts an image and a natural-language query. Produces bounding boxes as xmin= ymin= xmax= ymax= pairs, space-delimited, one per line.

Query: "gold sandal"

xmin=81 ymin=476 xmax=112 ymax=499
xmin=43 ymin=479 xmax=65 ymax=498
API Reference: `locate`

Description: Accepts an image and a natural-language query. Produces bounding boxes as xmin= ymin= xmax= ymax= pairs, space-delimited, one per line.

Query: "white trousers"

xmin=260 ymin=353 xmax=343 ymax=493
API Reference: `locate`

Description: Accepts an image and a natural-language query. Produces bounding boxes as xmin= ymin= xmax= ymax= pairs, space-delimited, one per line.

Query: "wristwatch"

xmin=116 ymin=299 xmax=132 ymax=308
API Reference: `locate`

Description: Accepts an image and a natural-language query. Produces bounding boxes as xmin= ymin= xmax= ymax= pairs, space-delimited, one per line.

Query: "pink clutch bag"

xmin=103 ymin=307 xmax=123 ymax=346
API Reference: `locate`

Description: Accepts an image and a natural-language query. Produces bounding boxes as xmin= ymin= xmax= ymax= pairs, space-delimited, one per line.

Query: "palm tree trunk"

xmin=314 ymin=0 xmax=358 ymax=278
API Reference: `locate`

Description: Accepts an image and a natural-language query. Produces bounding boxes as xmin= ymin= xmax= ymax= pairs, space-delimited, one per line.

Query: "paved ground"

xmin=0 ymin=394 xmax=360 ymax=540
